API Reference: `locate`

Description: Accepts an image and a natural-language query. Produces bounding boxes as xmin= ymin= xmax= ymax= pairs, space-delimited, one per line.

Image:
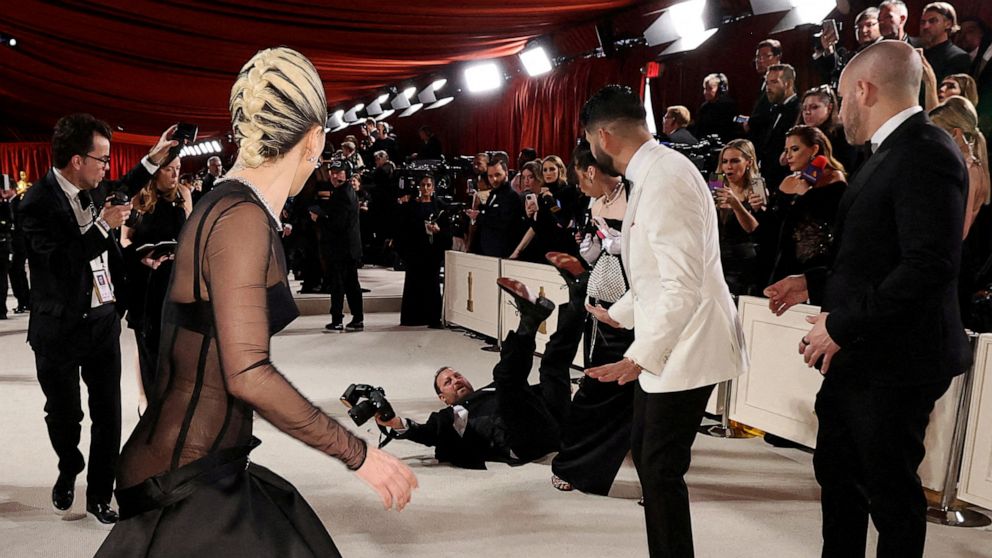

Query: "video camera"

xmin=340 ymin=384 xmax=395 ymax=426
xmin=662 ymin=134 xmax=724 ymax=178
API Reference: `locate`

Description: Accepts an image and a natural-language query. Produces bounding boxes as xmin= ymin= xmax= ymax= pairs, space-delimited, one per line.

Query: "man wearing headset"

xmin=693 ymin=73 xmax=739 ymax=143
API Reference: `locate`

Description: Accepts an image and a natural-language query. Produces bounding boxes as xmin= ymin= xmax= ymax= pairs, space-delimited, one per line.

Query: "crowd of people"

xmin=1 ymin=1 xmax=991 ymax=557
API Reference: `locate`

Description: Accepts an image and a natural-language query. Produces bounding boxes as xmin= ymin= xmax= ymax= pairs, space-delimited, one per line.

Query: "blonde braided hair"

xmin=229 ymin=47 xmax=327 ymax=168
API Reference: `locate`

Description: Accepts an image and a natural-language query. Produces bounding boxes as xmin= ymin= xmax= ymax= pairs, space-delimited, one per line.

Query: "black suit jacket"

xmin=316 ymin=183 xmax=362 ymax=261
xmin=972 ymin=41 xmax=992 ymax=136
xmin=815 ymin=112 xmax=970 ymax=386
xmin=476 ymin=182 xmax=525 ymax=258
xmin=754 ymin=94 xmax=800 ymax=191
xmin=398 ymin=383 xmax=544 ymax=469
xmin=20 ymin=163 xmax=152 ymax=354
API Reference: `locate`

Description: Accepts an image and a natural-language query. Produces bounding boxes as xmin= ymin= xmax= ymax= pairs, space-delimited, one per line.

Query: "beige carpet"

xmin=1 ymin=309 xmax=990 ymax=557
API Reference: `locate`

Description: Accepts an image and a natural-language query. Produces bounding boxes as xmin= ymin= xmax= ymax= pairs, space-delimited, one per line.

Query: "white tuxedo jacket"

xmin=608 ymin=140 xmax=747 ymax=393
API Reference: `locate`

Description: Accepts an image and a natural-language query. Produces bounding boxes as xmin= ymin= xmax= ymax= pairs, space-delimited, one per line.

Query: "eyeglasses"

xmin=82 ymin=153 xmax=111 ymax=167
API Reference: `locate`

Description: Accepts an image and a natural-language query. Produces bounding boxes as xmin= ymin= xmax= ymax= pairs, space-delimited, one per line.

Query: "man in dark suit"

xmin=20 ymin=114 xmax=176 ymax=526
xmin=693 ymin=73 xmax=739 ymax=143
xmin=747 ymin=38 xmax=783 ymax=141
xmin=918 ymin=2 xmax=972 ymax=83
xmin=879 ymin=0 xmax=919 ymax=46
xmin=193 ymin=155 xmax=223 ymax=205
xmin=968 ymin=24 xmax=992 ymax=136
xmin=765 ymin=41 xmax=970 ymax=558
xmin=752 ymin=63 xmax=800 ymax=193
xmin=312 ymin=159 xmax=364 ymax=331
xmin=466 ymin=159 xmax=525 ymax=257
xmin=378 ymin=279 xmax=566 ymax=469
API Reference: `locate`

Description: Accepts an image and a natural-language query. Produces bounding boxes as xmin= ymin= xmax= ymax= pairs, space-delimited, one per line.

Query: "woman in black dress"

xmin=768 ymin=125 xmax=847 ymax=290
xmin=122 ymin=156 xmax=191 ymax=410
xmin=98 ymin=47 xmax=416 ymax=558
xmin=713 ymin=139 xmax=764 ymax=297
xmin=398 ymin=174 xmax=451 ymax=328
xmin=547 ymin=142 xmax=635 ymax=497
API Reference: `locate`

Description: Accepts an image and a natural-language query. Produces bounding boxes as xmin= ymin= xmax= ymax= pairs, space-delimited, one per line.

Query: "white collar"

xmin=52 ymin=168 xmax=82 ymax=199
xmin=983 ymin=42 xmax=992 ymax=63
xmin=623 ymin=139 xmax=658 ymax=185
xmin=870 ymin=106 xmax=922 ymax=152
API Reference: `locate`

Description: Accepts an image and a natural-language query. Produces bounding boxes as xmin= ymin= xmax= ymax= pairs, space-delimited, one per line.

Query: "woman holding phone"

xmin=713 ymin=139 xmax=764 ymax=296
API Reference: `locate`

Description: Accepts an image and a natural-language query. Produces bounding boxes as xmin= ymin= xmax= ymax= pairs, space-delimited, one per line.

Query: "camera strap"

xmin=377 ymin=424 xmax=399 ymax=449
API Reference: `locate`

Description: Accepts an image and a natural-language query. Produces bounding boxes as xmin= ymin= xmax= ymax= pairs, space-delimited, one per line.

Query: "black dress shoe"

xmin=496 ymin=278 xmax=555 ymax=328
xmin=545 ymin=252 xmax=589 ymax=305
xmin=345 ymin=321 xmax=364 ymax=332
xmin=86 ymin=502 xmax=119 ymax=527
xmin=13 ymin=305 xmax=28 ymax=314
xmin=325 ymin=321 xmax=344 ymax=332
xmin=52 ymin=476 xmax=75 ymax=514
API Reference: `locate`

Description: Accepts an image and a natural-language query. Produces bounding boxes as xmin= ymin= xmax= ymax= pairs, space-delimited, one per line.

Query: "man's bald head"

xmin=838 ymin=40 xmax=922 ymax=144
xmin=843 ymin=39 xmax=921 ymax=105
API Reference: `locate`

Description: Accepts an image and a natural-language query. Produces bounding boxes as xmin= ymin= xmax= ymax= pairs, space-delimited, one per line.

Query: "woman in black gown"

xmin=122 ymin=156 xmax=191 ymax=410
xmin=768 ymin=125 xmax=847 ymax=289
xmin=546 ymin=142 xmax=636 ymax=496
xmin=398 ymin=174 xmax=451 ymax=328
xmin=98 ymin=47 xmax=416 ymax=558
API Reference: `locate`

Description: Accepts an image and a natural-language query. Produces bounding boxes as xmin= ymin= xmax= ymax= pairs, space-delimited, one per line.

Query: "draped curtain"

xmin=1 ymin=141 xmax=154 ymax=183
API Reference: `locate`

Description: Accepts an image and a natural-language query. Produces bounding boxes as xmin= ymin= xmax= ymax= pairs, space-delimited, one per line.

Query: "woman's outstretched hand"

xmin=355 ymin=447 xmax=418 ymax=511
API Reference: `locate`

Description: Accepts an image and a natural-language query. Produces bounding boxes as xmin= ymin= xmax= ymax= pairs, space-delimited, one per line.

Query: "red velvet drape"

xmin=0 ymin=141 xmax=153 ymax=183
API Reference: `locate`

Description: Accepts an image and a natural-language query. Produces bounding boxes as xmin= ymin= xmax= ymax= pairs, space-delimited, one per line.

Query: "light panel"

xmin=519 ymin=46 xmax=553 ymax=77
xmin=464 ymin=62 xmax=502 ymax=93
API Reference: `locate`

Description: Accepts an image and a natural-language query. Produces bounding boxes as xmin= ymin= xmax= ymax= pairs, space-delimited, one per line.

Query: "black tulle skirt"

xmin=96 ymin=441 xmax=341 ymax=558
xmin=551 ymin=300 xmax=636 ymax=496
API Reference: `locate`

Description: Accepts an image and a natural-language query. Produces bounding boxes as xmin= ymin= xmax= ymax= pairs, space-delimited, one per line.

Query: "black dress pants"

xmin=34 ymin=308 xmax=122 ymax=505
xmin=328 ymin=258 xmax=364 ymax=322
xmin=9 ymin=237 xmax=30 ymax=307
xmin=535 ymin=302 xmax=586 ymax=425
xmin=813 ymin=372 xmax=951 ymax=558
xmin=492 ymin=332 xmax=566 ymax=462
xmin=632 ymin=382 xmax=715 ymax=558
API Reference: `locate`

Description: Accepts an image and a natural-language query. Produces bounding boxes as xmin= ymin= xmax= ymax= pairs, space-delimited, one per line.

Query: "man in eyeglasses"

xmin=813 ymin=7 xmax=883 ymax=88
xmin=19 ymin=113 xmax=177 ymax=527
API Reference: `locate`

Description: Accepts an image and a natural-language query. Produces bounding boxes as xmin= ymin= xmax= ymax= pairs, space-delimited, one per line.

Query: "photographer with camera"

xmin=377 ymin=279 xmax=569 ymax=469
xmin=812 ymin=9 xmax=882 ymax=89
xmin=121 ymin=155 xmax=192 ymax=412
xmin=396 ymin=174 xmax=451 ymax=328
xmin=21 ymin=115 xmax=179 ymax=526
xmin=309 ymin=159 xmax=365 ymax=332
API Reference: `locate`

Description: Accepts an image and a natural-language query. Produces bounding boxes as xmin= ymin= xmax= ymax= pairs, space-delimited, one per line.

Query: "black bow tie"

xmin=77 ymin=190 xmax=93 ymax=211
xmin=863 ymin=141 xmax=874 ymax=156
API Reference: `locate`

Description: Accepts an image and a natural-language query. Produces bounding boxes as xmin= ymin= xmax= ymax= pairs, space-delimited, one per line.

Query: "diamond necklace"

xmin=216 ymin=175 xmax=283 ymax=231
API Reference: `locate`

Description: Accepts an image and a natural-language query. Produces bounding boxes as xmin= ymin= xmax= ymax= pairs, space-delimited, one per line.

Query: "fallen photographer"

xmin=374 ymin=278 xmax=572 ymax=469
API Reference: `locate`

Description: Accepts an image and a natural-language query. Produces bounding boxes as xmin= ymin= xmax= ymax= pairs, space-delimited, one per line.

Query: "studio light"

xmin=643 ymin=0 xmax=718 ymax=55
xmin=375 ymin=109 xmax=396 ymax=121
xmin=464 ymin=62 xmax=502 ymax=93
xmin=390 ymin=87 xmax=415 ymax=110
xmin=366 ymin=99 xmax=384 ymax=116
xmin=400 ymin=103 xmax=424 ymax=118
xmin=431 ymin=78 xmax=447 ymax=91
xmin=343 ymin=103 xmax=365 ymax=123
xmin=326 ymin=109 xmax=345 ymax=131
xmin=770 ymin=0 xmax=837 ymax=33
xmin=375 ymin=93 xmax=390 ymax=104
xmin=8 ymin=38 xmax=16 ymax=47
xmin=519 ymin=45 xmax=553 ymax=77
xmin=211 ymin=140 xmax=222 ymax=152
xmin=425 ymin=97 xmax=454 ymax=110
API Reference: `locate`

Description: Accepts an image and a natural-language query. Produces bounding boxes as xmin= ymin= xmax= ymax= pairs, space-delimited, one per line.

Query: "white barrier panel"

xmin=443 ymin=251 xmax=501 ymax=339
xmin=732 ymin=295 xmax=972 ymax=492
xmin=499 ymin=259 xmax=577 ymax=361
xmin=960 ymin=334 xmax=992 ymax=510
xmin=731 ymin=296 xmax=823 ymax=447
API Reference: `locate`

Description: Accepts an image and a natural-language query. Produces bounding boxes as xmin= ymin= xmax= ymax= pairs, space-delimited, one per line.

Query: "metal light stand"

xmin=926 ymin=333 xmax=992 ymax=527
xmin=705 ymin=379 xmax=758 ymax=438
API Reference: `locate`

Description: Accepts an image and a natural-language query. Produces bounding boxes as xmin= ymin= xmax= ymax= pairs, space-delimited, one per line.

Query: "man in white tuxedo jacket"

xmin=582 ymin=85 xmax=747 ymax=558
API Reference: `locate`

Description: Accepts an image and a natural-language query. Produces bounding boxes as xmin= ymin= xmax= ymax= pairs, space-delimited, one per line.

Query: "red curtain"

xmin=1 ymin=141 xmax=153 ymax=183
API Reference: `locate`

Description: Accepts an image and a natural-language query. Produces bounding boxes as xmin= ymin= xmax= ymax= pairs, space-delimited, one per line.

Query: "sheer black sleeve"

xmin=205 ymin=202 xmax=367 ymax=469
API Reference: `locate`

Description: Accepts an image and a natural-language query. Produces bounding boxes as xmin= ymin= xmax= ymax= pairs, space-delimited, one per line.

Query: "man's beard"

xmin=591 ymin=144 xmax=621 ymax=177
xmin=843 ymin=107 xmax=862 ymax=146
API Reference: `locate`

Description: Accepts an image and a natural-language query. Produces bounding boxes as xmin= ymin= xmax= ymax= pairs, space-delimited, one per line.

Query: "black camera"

xmin=340 ymin=384 xmax=395 ymax=426
xmin=108 ymin=191 xmax=130 ymax=206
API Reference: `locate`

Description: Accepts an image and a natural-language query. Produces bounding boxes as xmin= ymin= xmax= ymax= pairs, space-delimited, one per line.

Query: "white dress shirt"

xmin=870 ymin=105 xmax=923 ymax=153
